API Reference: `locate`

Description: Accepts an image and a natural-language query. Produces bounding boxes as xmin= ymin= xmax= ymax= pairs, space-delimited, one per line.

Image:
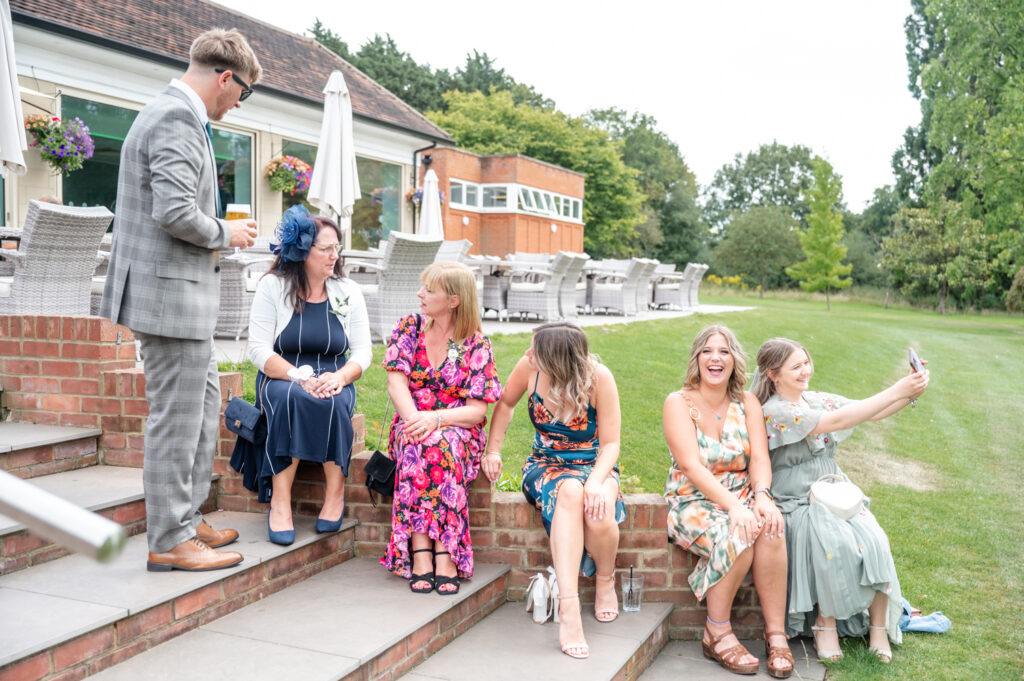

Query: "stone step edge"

xmin=0 ymin=423 xmax=103 ymax=454
xmin=0 ymin=514 xmax=358 ymax=681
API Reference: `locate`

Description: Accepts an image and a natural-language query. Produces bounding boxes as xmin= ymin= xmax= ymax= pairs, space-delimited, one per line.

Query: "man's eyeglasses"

xmin=214 ymin=68 xmax=253 ymax=102
xmin=311 ymin=243 xmax=343 ymax=256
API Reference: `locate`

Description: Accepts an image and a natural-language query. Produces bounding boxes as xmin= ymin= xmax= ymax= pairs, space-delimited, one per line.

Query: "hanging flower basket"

xmin=405 ymin=186 xmax=447 ymax=208
xmin=264 ymin=155 xmax=312 ymax=195
xmin=24 ymin=114 xmax=95 ymax=176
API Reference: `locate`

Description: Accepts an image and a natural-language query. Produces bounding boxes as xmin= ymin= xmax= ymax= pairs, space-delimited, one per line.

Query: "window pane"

xmin=483 ymin=186 xmax=507 ymax=208
xmin=351 ymin=157 xmax=401 ymax=250
xmin=573 ymin=200 xmax=580 ymax=219
xmin=212 ymin=130 xmax=252 ymax=218
xmin=465 ymin=184 xmax=478 ymax=206
xmin=531 ymin=190 xmax=545 ymax=212
xmin=450 ymin=182 xmax=463 ymax=205
xmin=518 ymin=187 xmax=532 ymax=209
xmin=543 ymin=193 xmax=555 ymax=212
xmin=61 ymin=96 xmax=138 ymax=212
xmin=280 ymin=139 xmax=318 ymax=212
xmin=562 ymin=199 xmax=571 ymax=217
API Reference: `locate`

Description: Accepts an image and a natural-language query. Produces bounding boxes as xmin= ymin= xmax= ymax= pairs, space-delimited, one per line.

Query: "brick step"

xmin=400 ymin=600 xmax=673 ymax=681
xmin=0 ymin=510 xmax=357 ymax=681
xmin=80 ymin=557 xmax=509 ymax=681
xmin=0 ymin=422 xmax=102 ymax=479
xmin=636 ymin=639 xmax=827 ymax=681
xmin=0 ymin=466 xmax=146 ymax=576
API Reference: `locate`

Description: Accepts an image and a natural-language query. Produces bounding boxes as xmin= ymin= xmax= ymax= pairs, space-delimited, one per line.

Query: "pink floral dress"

xmin=380 ymin=314 xmax=502 ymax=580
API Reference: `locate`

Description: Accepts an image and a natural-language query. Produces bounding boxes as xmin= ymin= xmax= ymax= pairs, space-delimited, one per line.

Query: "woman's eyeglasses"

xmin=311 ymin=243 xmax=343 ymax=256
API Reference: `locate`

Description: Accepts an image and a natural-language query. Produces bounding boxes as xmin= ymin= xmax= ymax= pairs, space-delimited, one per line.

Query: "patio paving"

xmin=212 ymin=304 xmax=754 ymax=364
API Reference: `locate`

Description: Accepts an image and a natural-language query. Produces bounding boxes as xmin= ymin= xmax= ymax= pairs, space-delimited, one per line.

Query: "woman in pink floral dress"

xmin=380 ymin=262 xmax=502 ymax=594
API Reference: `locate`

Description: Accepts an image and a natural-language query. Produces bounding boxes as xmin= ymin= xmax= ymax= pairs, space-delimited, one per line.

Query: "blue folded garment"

xmin=899 ymin=597 xmax=951 ymax=633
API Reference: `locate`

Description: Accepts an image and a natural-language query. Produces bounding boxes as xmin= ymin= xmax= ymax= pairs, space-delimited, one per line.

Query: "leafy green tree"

xmin=586 ymin=108 xmax=701 ymax=257
xmin=882 ymin=199 xmax=991 ymax=314
xmin=703 ymin=142 xmax=817 ymax=231
xmin=657 ymin=182 xmax=710 ymax=267
xmin=428 ymin=90 xmax=644 ymax=257
xmin=786 ymin=159 xmax=851 ymax=310
xmin=714 ymin=206 xmax=800 ymax=297
xmin=310 ymin=20 xmax=352 ymax=61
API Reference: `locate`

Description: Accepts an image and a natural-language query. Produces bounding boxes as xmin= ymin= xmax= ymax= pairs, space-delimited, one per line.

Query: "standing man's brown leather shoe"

xmin=195 ymin=521 xmax=239 ymax=548
xmin=147 ymin=537 xmax=243 ymax=572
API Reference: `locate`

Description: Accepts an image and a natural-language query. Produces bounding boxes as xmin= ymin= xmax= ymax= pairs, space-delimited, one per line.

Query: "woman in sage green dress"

xmin=753 ymin=338 xmax=929 ymax=664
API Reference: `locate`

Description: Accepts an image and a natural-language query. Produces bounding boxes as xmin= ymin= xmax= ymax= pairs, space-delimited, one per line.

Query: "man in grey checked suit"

xmin=101 ymin=29 xmax=261 ymax=572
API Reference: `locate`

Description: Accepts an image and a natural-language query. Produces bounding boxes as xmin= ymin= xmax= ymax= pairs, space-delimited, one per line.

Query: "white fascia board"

xmin=14 ymin=25 xmax=437 ymax=166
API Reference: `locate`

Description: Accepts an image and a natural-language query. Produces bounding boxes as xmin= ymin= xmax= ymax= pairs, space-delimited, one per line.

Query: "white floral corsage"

xmin=330 ymin=294 xmax=352 ymax=332
xmin=446 ymin=338 xmax=466 ymax=364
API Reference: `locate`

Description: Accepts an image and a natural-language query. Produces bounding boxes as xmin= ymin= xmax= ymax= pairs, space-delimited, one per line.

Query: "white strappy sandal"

xmin=525 ymin=572 xmax=551 ymax=624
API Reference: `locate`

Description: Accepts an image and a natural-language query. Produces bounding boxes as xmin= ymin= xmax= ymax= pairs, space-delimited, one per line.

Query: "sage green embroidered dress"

xmin=664 ymin=399 xmax=763 ymax=600
xmin=763 ymin=391 xmax=902 ymax=644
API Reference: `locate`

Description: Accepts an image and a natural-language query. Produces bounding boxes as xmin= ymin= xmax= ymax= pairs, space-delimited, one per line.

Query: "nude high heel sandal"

xmin=810 ymin=623 xmax=843 ymax=661
xmin=868 ymin=625 xmax=892 ymax=663
xmin=556 ymin=594 xmax=589 ymax=659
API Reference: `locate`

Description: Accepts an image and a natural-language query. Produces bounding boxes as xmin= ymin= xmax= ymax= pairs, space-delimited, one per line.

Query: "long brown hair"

xmin=532 ymin=322 xmax=598 ymax=421
xmin=753 ymin=337 xmax=810 ymax=403
xmin=269 ymin=216 xmax=343 ymax=314
xmin=683 ymin=325 xmax=747 ymax=402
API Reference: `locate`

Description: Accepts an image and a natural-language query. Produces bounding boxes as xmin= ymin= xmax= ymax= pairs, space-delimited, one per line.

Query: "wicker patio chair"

xmin=590 ymin=258 xmax=647 ymax=316
xmin=215 ymin=253 xmax=275 ymax=340
xmin=506 ymin=251 xmax=572 ymax=321
xmin=635 ymin=258 xmax=660 ymax=311
xmin=0 ymin=200 xmax=113 ymax=316
xmin=688 ymin=263 xmax=710 ymax=308
xmin=435 ymin=239 xmax=472 ymax=263
xmin=557 ymin=252 xmax=589 ymax=320
xmin=653 ymin=262 xmax=689 ymax=310
xmin=345 ymin=232 xmax=442 ymax=341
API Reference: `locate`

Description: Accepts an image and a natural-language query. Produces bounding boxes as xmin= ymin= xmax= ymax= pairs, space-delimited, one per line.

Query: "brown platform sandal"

xmin=763 ymin=629 xmax=794 ymax=679
xmin=702 ymin=619 xmax=759 ymax=676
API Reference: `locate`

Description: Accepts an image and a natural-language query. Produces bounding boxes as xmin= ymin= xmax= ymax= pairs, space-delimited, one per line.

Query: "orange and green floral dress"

xmin=522 ymin=373 xmax=626 ymax=576
xmin=664 ymin=397 xmax=762 ymax=600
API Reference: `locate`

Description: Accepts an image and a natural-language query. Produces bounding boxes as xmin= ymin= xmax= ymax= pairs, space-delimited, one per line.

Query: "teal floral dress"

xmin=764 ymin=391 xmax=902 ymax=644
xmin=521 ymin=373 xmax=626 ymax=576
xmin=664 ymin=398 xmax=763 ymax=600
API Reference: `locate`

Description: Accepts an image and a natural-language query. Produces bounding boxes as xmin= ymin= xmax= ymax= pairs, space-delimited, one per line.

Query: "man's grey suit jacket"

xmin=101 ymin=86 xmax=231 ymax=340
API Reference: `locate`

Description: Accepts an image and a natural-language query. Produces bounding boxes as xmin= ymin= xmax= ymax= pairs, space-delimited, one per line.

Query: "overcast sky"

xmin=216 ymin=0 xmax=919 ymax=211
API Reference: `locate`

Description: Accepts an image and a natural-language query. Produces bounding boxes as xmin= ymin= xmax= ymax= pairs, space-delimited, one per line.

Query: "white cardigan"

xmin=247 ymin=273 xmax=372 ymax=374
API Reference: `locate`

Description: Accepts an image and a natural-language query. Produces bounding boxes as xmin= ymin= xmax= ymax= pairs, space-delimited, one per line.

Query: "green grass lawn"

xmin=222 ymin=296 xmax=1024 ymax=680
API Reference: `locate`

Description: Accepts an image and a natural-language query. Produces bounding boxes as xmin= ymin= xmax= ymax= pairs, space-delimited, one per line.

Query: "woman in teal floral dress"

xmin=381 ymin=263 xmax=502 ymax=595
xmin=753 ymin=337 xmax=929 ymax=663
xmin=484 ymin=322 xmax=624 ymax=660
xmin=663 ymin=325 xmax=793 ymax=678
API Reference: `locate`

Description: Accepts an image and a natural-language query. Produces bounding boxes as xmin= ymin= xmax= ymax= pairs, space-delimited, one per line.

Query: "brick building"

xmin=419 ymin=148 xmax=585 ymax=256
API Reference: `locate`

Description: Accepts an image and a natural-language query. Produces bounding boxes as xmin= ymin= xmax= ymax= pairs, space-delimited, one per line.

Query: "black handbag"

xmin=225 ymin=397 xmax=266 ymax=444
xmin=364 ymin=397 xmax=396 ymax=506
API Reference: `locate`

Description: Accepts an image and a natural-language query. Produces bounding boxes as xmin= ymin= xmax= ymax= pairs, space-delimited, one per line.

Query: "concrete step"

xmin=636 ymin=639 xmax=827 ymax=681
xmin=0 ymin=510 xmax=357 ymax=680
xmin=0 ymin=422 xmax=102 ymax=478
xmin=400 ymin=600 xmax=673 ymax=681
xmin=81 ymin=557 xmax=510 ymax=681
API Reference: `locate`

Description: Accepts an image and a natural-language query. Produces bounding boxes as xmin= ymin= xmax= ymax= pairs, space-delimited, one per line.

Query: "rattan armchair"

xmin=653 ymin=263 xmax=688 ymax=310
xmin=506 ymin=251 xmax=572 ymax=321
xmin=346 ymin=232 xmax=442 ymax=341
xmin=215 ymin=253 xmax=275 ymax=340
xmin=590 ymin=258 xmax=647 ymax=316
xmin=557 ymin=252 xmax=589 ymax=319
xmin=0 ymin=200 xmax=114 ymax=316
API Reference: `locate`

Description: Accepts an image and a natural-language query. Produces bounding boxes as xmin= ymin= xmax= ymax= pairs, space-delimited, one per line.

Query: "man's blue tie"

xmin=204 ymin=122 xmax=222 ymax=217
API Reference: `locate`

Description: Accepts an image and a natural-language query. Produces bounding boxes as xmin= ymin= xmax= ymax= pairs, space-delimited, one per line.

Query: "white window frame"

xmin=449 ymin=177 xmax=481 ymax=208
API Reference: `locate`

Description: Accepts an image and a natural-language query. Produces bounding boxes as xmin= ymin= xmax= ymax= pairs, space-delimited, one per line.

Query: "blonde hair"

xmin=683 ymin=325 xmax=748 ymax=402
xmin=421 ymin=261 xmax=481 ymax=341
xmin=190 ymin=28 xmax=263 ymax=84
xmin=753 ymin=337 xmax=811 ymax=404
xmin=531 ymin=322 xmax=598 ymax=422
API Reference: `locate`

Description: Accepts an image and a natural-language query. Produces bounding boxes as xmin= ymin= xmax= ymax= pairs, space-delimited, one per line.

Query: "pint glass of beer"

xmin=225 ymin=203 xmax=251 ymax=220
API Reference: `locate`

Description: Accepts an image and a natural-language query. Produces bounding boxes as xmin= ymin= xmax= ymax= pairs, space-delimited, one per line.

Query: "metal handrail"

xmin=0 ymin=470 xmax=126 ymax=563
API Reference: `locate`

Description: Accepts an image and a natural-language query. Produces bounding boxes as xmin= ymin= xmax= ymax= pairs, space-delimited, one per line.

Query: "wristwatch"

xmin=753 ymin=487 xmax=774 ymax=501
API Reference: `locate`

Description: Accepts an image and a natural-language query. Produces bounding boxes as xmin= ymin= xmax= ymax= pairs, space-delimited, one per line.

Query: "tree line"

xmin=312 ymin=4 xmax=1023 ymax=313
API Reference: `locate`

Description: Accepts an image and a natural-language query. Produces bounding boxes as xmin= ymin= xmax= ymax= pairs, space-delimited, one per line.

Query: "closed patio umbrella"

xmin=418 ymin=168 xmax=444 ymax=238
xmin=308 ymin=70 xmax=360 ymax=236
xmin=0 ymin=0 xmax=26 ymax=177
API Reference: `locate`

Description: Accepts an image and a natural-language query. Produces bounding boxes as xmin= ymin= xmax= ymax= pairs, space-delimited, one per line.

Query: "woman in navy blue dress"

xmin=245 ymin=206 xmax=372 ymax=544
xmin=484 ymin=322 xmax=624 ymax=660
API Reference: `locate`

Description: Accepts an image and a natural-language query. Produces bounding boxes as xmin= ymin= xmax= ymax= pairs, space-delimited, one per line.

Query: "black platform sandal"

xmin=409 ymin=548 xmax=435 ymax=594
xmin=433 ymin=550 xmax=460 ymax=595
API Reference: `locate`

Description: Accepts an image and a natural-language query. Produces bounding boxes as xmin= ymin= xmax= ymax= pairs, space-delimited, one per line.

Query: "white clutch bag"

xmin=808 ymin=473 xmax=866 ymax=520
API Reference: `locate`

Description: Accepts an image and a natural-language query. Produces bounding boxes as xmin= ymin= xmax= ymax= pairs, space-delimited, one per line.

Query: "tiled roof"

xmin=11 ymin=0 xmax=451 ymax=141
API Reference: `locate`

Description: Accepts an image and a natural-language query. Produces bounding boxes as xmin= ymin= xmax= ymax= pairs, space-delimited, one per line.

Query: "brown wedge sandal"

xmin=763 ymin=629 xmax=794 ymax=679
xmin=702 ymin=624 xmax=759 ymax=675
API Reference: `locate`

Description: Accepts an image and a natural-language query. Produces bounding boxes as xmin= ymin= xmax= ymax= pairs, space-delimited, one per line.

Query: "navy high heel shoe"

xmin=315 ymin=504 xmax=345 ymax=534
xmin=267 ymin=514 xmax=295 ymax=546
